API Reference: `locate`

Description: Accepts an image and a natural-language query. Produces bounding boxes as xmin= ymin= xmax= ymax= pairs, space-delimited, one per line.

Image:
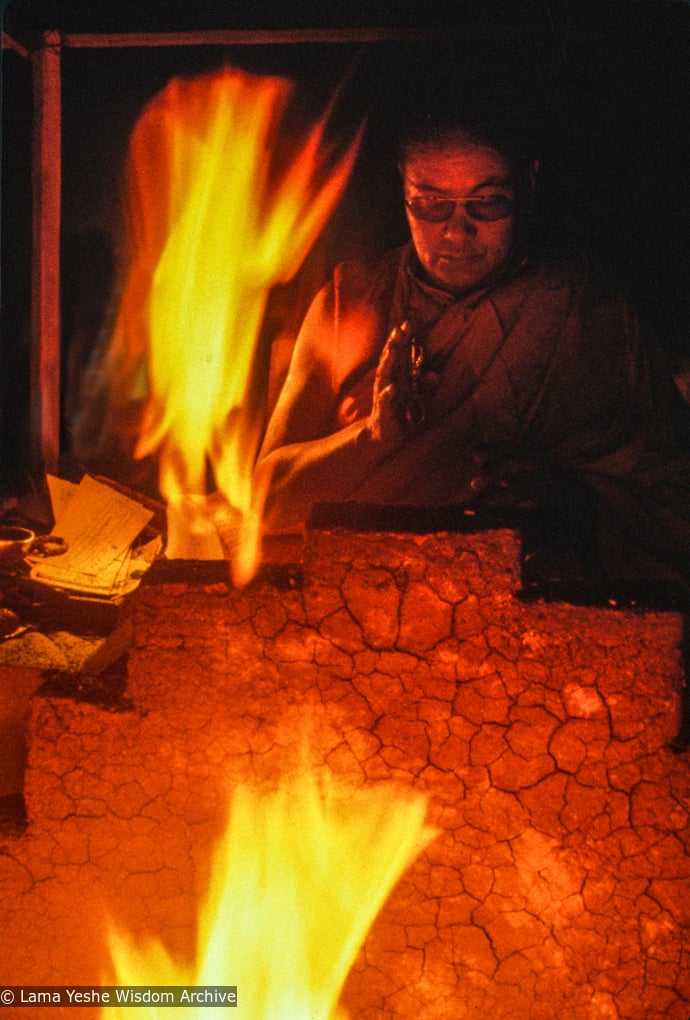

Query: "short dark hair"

xmin=399 ymin=108 xmax=539 ymax=179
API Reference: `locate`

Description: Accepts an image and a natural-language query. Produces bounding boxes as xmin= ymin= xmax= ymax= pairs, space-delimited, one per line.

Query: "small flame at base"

xmin=106 ymin=773 xmax=436 ymax=1019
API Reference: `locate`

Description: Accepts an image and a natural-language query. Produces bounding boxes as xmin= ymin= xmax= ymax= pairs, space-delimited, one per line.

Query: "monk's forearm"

xmin=255 ymin=420 xmax=388 ymax=529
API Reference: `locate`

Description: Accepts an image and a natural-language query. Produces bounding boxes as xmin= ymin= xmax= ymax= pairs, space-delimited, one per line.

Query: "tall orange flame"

xmin=106 ymin=773 xmax=436 ymax=1019
xmin=106 ymin=68 xmax=361 ymax=582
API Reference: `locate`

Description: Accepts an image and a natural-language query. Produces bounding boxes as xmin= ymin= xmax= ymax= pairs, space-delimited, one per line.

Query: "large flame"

xmin=106 ymin=68 xmax=360 ymax=583
xmin=106 ymin=773 xmax=435 ymax=1018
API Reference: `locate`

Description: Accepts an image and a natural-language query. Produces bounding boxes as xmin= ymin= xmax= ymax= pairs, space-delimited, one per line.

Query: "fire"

xmin=106 ymin=68 xmax=361 ymax=583
xmin=106 ymin=773 xmax=436 ymax=1018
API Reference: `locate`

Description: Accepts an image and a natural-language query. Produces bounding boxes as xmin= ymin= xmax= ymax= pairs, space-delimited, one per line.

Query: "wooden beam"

xmin=61 ymin=26 xmax=455 ymax=48
xmin=30 ymin=31 xmax=62 ymax=477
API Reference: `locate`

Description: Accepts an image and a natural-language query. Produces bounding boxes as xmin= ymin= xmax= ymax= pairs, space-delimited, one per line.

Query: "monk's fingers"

xmin=375 ymin=320 xmax=410 ymax=393
xmin=369 ymin=321 xmax=411 ymax=444
xmin=384 ymin=319 xmax=411 ymax=360
xmin=370 ymin=375 xmax=407 ymax=442
xmin=376 ymin=382 xmax=397 ymax=408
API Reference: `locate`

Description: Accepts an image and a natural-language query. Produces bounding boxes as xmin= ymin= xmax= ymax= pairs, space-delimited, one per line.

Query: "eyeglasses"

xmin=405 ymin=193 xmax=514 ymax=223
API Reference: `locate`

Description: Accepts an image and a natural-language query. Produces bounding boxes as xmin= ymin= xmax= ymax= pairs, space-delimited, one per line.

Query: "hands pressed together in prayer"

xmin=255 ymin=319 xmax=427 ymax=528
xmin=368 ymin=320 xmax=418 ymax=447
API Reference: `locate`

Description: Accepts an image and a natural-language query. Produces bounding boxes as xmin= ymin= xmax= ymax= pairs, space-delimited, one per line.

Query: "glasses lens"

xmin=406 ymin=196 xmax=456 ymax=222
xmin=466 ymin=196 xmax=514 ymax=222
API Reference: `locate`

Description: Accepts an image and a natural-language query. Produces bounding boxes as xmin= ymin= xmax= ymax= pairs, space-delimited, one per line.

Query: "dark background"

xmin=2 ymin=0 xmax=690 ymax=492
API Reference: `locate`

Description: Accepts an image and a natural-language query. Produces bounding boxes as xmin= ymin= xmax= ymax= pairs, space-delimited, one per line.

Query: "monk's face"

xmin=402 ymin=141 xmax=521 ymax=296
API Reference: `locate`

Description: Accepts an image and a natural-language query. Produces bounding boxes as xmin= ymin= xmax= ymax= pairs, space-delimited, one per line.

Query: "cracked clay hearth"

xmin=0 ymin=526 xmax=688 ymax=1019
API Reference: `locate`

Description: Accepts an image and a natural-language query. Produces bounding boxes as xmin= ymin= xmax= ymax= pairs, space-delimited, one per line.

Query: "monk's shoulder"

xmin=520 ymin=252 xmax=626 ymax=312
xmin=332 ymin=246 xmax=405 ymax=310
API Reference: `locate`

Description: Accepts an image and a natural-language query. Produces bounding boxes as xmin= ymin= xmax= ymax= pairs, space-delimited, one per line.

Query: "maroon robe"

xmin=259 ymin=244 xmax=690 ymax=585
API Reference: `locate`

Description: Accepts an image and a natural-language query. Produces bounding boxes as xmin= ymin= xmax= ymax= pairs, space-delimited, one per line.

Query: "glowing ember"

xmin=106 ymin=773 xmax=435 ymax=1019
xmin=106 ymin=68 xmax=360 ymax=583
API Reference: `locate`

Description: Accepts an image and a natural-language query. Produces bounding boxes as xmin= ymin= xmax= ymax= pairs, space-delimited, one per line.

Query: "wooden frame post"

xmin=30 ymin=30 xmax=61 ymax=477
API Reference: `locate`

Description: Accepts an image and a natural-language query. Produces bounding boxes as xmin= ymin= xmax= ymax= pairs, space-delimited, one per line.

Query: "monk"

xmin=255 ymin=105 xmax=690 ymax=590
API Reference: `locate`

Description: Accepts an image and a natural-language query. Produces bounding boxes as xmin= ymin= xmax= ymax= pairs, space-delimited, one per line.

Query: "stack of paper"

xmin=28 ymin=475 xmax=162 ymax=599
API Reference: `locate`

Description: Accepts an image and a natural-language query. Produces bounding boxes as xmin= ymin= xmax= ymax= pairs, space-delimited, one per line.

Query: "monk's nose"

xmin=443 ymin=206 xmax=477 ymax=237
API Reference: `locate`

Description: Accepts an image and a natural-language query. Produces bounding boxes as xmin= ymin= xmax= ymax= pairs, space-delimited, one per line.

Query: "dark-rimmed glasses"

xmin=405 ymin=193 xmax=514 ymax=223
